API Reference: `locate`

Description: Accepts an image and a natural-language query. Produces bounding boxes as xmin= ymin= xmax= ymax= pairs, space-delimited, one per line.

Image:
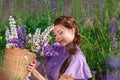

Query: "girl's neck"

xmin=65 ymin=42 xmax=77 ymax=53
xmin=65 ymin=42 xmax=73 ymax=49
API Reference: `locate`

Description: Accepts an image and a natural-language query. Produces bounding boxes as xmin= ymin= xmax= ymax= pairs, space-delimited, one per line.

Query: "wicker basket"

xmin=0 ymin=70 xmax=8 ymax=80
xmin=1 ymin=48 xmax=36 ymax=80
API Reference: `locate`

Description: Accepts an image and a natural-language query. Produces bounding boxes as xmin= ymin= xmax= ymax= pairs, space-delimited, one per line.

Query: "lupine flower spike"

xmin=6 ymin=16 xmax=18 ymax=48
xmin=25 ymin=24 xmax=54 ymax=57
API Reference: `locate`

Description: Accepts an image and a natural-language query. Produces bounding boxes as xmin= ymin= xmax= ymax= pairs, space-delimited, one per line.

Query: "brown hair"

xmin=53 ymin=16 xmax=81 ymax=77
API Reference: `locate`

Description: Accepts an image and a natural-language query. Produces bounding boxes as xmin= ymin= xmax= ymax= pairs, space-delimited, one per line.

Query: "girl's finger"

xmin=27 ymin=66 xmax=34 ymax=72
xmin=27 ymin=65 xmax=33 ymax=69
xmin=33 ymin=59 xmax=37 ymax=64
xmin=27 ymin=68 xmax=32 ymax=72
xmin=29 ymin=63 xmax=36 ymax=66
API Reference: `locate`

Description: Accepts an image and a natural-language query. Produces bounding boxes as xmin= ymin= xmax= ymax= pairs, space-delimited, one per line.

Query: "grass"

xmin=0 ymin=0 xmax=120 ymax=79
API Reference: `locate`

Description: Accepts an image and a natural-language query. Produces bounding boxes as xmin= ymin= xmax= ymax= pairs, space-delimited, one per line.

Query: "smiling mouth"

xmin=58 ymin=40 xmax=63 ymax=44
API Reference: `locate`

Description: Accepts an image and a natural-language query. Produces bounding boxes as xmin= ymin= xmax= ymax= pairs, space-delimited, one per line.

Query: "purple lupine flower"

xmin=51 ymin=0 xmax=57 ymax=12
xmin=89 ymin=0 xmax=94 ymax=20
xmin=110 ymin=19 xmax=118 ymax=49
xmin=64 ymin=7 xmax=71 ymax=16
xmin=32 ymin=0 xmax=39 ymax=13
xmin=63 ymin=0 xmax=71 ymax=16
xmin=37 ymin=40 xmax=50 ymax=57
xmin=106 ymin=56 xmax=120 ymax=69
xmin=39 ymin=43 xmax=62 ymax=57
xmin=6 ymin=16 xmax=19 ymax=48
xmin=43 ymin=45 xmax=59 ymax=57
xmin=0 ymin=0 xmax=2 ymax=11
xmin=8 ymin=38 xmax=19 ymax=47
xmin=42 ymin=43 xmax=68 ymax=57
xmin=17 ymin=25 xmax=26 ymax=49
xmin=43 ymin=0 xmax=51 ymax=17
xmin=97 ymin=71 xmax=107 ymax=80
xmin=3 ymin=0 xmax=14 ymax=21
xmin=92 ymin=70 xmax=97 ymax=74
xmin=37 ymin=40 xmax=45 ymax=56
xmin=99 ymin=0 xmax=104 ymax=12
xmin=82 ymin=0 xmax=88 ymax=24
xmin=106 ymin=73 xmax=120 ymax=80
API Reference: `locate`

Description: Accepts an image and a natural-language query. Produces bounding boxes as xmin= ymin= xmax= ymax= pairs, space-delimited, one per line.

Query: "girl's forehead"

xmin=53 ymin=25 xmax=64 ymax=32
xmin=54 ymin=24 xmax=64 ymax=28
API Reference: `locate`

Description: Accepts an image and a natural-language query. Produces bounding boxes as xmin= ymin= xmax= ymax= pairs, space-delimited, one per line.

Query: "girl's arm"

xmin=31 ymin=69 xmax=46 ymax=80
xmin=59 ymin=73 xmax=76 ymax=80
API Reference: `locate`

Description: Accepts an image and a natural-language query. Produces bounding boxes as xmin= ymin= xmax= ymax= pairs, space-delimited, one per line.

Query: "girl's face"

xmin=53 ymin=25 xmax=75 ymax=46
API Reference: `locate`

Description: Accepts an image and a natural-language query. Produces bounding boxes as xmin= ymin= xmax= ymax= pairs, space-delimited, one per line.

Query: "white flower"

xmin=24 ymin=55 xmax=28 ymax=60
xmin=11 ymin=25 xmax=16 ymax=28
xmin=6 ymin=43 xmax=16 ymax=48
xmin=6 ymin=43 xmax=11 ymax=48
xmin=9 ymin=16 xmax=18 ymax=39
xmin=6 ymin=29 xmax=11 ymax=40
xmin=41 ymin=25 xmax=53 ymax=40
xmin=9 ymin=35 xmax=14 ymax=39
xmin=28 ymin=33 xmax=32 ymax=37
xmin=44 ymin=35 xmax=51 ymax=46
xmin=9 ymin=16 xmax=12 ymax=19
xmin=33 ymin=28 xmax=41 ymax=42
xmin=12 ymin=21 xmax=16 ymax=24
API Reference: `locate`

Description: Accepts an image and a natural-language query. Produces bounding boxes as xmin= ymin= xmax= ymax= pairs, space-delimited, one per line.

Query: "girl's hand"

xmin=27 ymin=60 xmax=46 ymax=80
xmin=59 ymin=73 xmax=75 ymax=80
xmin=27 ymin=59 xmax=37 ymax=76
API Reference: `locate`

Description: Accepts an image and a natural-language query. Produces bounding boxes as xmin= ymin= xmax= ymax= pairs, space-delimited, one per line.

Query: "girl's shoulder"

xmin=72 ymin=46 xmax=86 ymax=61
xmin=65 ymin=46 xmax=92 ymax=79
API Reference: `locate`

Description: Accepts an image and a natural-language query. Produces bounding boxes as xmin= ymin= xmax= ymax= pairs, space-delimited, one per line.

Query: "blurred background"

xmin=0 ymin=0 xmax=120 ymax=80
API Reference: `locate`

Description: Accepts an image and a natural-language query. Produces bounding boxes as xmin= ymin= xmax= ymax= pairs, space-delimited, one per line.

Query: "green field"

xmin=0 ymin=0 xmax=120 ymax=79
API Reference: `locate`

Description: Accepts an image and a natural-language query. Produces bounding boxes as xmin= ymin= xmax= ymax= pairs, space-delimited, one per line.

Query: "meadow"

xmin=0 ymin=0 xmax=120 ymax=80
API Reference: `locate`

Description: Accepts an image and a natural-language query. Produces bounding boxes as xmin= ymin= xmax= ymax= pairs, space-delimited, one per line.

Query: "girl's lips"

xmin=57 ymin=40 xmax=63 ymax=44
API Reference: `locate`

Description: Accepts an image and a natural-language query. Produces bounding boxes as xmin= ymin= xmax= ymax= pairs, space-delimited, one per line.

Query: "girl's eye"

xmin=59 ymin=31 xmax=63 ymax=35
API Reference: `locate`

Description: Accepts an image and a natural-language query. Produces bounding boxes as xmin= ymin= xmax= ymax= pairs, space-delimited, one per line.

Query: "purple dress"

xmin=45 ymin=43 xmax=92 ymax=80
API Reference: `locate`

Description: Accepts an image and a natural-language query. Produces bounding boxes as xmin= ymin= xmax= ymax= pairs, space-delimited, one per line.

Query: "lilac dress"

xmin=45 ymin=43 xmax=92 ymax=80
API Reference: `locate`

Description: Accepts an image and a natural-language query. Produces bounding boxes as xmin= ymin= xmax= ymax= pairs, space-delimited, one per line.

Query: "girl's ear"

xmin=71 ymin=28 xmax=75 ymax=35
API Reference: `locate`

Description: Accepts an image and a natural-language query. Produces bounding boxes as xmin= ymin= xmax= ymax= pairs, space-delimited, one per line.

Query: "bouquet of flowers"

xmin=6 ymin=16 xmax=54 ymax=55
xmin=1 ymin=16 xmax=54 ymax=80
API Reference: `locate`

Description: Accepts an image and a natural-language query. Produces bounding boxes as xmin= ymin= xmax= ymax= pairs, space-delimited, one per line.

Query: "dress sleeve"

xmin=65 ymin=58 xmax=92 ymax=79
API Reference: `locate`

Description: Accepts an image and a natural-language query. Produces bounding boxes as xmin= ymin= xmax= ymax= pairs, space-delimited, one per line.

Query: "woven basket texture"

xmin=1 ymin=48 xmax=36 ymax=80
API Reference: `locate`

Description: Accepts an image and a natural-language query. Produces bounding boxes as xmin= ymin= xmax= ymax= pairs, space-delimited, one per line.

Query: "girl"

xmin=27 ymin=16 xmax=92 ymax=80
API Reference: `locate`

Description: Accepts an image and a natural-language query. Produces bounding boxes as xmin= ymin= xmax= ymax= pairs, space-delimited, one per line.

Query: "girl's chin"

xmin=59 ymin=43 xmax=67 ymax=47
